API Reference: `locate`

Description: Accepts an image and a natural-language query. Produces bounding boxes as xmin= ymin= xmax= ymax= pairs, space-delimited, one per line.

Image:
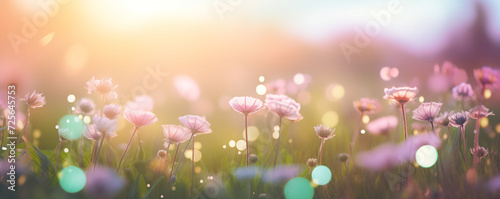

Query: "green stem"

xmin=273 ymin=117 xmax=283 ymax=168
xmin=116 ymin=127 xmax=139 ymax=174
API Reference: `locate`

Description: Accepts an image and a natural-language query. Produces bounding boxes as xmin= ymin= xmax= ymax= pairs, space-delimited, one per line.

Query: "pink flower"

xmin=229 ymin=96 xmax=263 ymax=115
xmin=468 ymin=105 xmax=494 ymax=119
xmin=353 ymin=98 xmax=382 ymax=114
xmin=412 ymin=102 xmax=443 ymax=122
xmin=22 ymin=90 xmax=46 ymax=109
xmin=85 ymin=116 xmax=118 ymax=140
xmin=86 ymin=76 xmax=118 ymax=99
xmin=123 ymin=109 xmax=158 ymax=128
xmin=126 ymin=95 xmax=154 ymax=112
xmin=314 ymin=124 xmax=336 ymax=139
xmin=162 ymin=125 xmax=192 ymax=144
xmin=434 ymin=111 xmax=453 ymax=126
xmin=470 ymin=146 xmax=488 ymax=159
xmin=448 ymin=111 xmax=469 ymax=127
xmin=452 ymin=82 xmax=475 ymax=101
xmin=84 ymin=124 xmax=102 ymax=141
xmin=103 ymin=104 xmax=122 ymax=120
xmin=356 ymin=133 xmax=441 ymax=171
xmin=178 ymin=115 xmax=212 ymax=135
xmin=474 ymin=66 xmax=500 ymax=89
xmin=428 ymin=61 xmax=468 ymax=92
xmin=366 ymin=116 xmax=398 ymax=136
xmin=383 ymin=87 xmax=418 ymax=104
xmin=75 ymin=98 xmax=95 ymax=115
xmin=265 ymin=94 xmax=301 ymax=120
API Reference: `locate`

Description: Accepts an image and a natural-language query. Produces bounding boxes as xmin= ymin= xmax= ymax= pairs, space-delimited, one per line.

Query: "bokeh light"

xmin=325 ymin=84 xmax=345 ymax=101
xmin=362 ymin=115 xmax=370 ymax=124
xmin=496 ymin=124 xmax=500 ymax=133
xmin=480 ymin=117 xmax=489 ymax=128
xmin=321 ymin=111 xmax=339 ymax=127
xmin=484 ymin=89 xmax=492 ymax=99
xmin=83 ymin=116 xmax=91 ymax=124
xmin=259 ymin=76 xmax=265 ymax=82
xmin=173 ymin=75 xmax=200 ymax=102
xmin=243 ymin=126 xmax=260 ymax=142
xmin=184 ymin=150 xmax=202 ymax=162
xmin=293 ymin=73 xmax=305 ymax=85
xmin=229 ymin=140 xmax=236 ymax=148
xmin=311 ymin=165 xmax=332 ymax=185
xmin=194 ymin=142 xmax=202 ymax=150
xmin=419 ymin=96 xmax=425 ymax=103
xmin=67 ymin=94 xmax=76 ymax=103
xmin=236 ymin=140 xmax=246 ymax=151
xmin=256 ymin=84 xmax=267 ymax=95
xmin=284 ymin=177 xmax=314 ymax=199
xmin=415 ymin=145 xmax=438 ymax=168
xmin=58 ymin=115 xmax=84 ymax=140
xmin=58 ymin=166 xmax=86 ymax=193
xmin=272 ymin=131 xmax=280 ymax=139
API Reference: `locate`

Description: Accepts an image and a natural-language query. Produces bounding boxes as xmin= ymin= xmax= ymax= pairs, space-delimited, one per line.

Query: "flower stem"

xmin=191 ymin=135 xmax=195 ymax=196
xmin=170 ymin=143 xmax=180 ymax=177
xmin=273 ymin=117 xmax=282 ymax=168
xmin=473 ymin=119 xmax=481 ymax=167
xmin=430 ymin=120 xmax=435 ymax=134
xmin=461 ymin=126 xmax=468 ymax=167
xmin=318 ymin=138 xmax=325 ymax=165
xmin=172 ymin=134 xmax=193 ymax=181
xmin=116 ymin=127 xmax=139 ymax=174
xmin=244 ymin=114 xmax=249 ymax=167
xmin=55 ymin=140 xmax=63 ymax=170
xmin=351 ymin=112 xmax=363 ymax=156
xmin=93 ymin=136 xmax=105 ymax=170
xmin=400 ymin=103 xmax=408 ymax=140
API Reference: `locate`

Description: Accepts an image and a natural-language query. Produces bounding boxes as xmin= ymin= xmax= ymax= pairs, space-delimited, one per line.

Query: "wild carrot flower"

xmin=314 ymin=125 xmax=335 ymax=165
xmin=103 ymin=104 xmax=121 ymax=120
xmin=229 ymin=96 xmax=263 ymax=167
xmin=412 ymin=102 xmax=442 ymax=133
xmin=75 ymin=98 xmax=95 ymax=115
xmin=452 ymin=82 xmax=475 ymax=101
xmin=353 ymin=98 xmax=382 ymax=114
xmin=474 ymin=66 xmax=500 ymax=89
xmin=449 ymin=111 xmax=469 ymax=166
xmin=384 ymin=86 xmax=418 ymax=140
xmin=117 ymin=109 xmax=158 ymax=173
xmin=86 ymin=76 xmax=118 ymax=99
xmin=351 ymin=98 xmax=381 ymax=154
xmin=22 ymin=90 xmax=46 ymax=109
xmin=265 ymin=94 xmax=301 ymax=167
xmin=366 ymin=116 xmax=398 ymax=136
xmin=175 ymin=115 xmax=212 ymax=195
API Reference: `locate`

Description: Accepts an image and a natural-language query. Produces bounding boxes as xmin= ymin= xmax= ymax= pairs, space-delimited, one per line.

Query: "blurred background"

xmin=1 ymin=0 xmax=500 ymax=164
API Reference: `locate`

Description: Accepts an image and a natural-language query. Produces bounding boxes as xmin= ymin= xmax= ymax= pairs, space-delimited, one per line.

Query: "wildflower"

xmin=162 ymin=125 xmax=192 ymax=144
xmin=157 ymin=150 xmax=168 ymax=159
xmin=123 ymin=109 xmax=158 ymax=128
xmin=338 ymin=153 xmax=349 ymax=163
xmin=452 ymin=82 xmax=475 ymax=101
xmin=353 ymin=98 xmax=382 ymax=114
xmin=434 ymin=111 xmax=453 ymax=127
xmin=265 ymin=94 xmax=301 ymax=121
xmin=383 ymin=86 xmax=418 ymax=140
xmin=75 ymin=98 xmax=95 ymax=115
xmin=314 ymin=125 xmax=335 ymax=165
xmin=448 ymin=111 xmax=469 ymax=166
xmin=470 ymin=146 xmax=488 ymax=160
xmin=366 ymin=116 xmax=398 ymax=136
xmin=474 ymin=66 xmax=500 ymax=89
xmin=306 ymin=158 xmax=318 ymax=168
xmin=103 ymin=104 xmax=121 ymax=120
xmin=179 ymin=115 xmax=212 ymax=135
xmin=468 ymin=105 xmax=494 ymax=119
xmin=249 ymin=154 xmax=259 ymax=164
xmin=412 ymin=102 xmax=442 ymax=132
xmin=229 ymin=96 xmax=264 ymax=166
xmin=93 ymin=116 xmax=117 ymax=137
xmin=22 ymin=90 xmax=46 ymax=109
xmin=86 ymin=76 xmax=118 ymax=99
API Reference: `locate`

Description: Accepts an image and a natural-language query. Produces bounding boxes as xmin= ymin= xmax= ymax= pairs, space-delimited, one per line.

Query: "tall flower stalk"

xmin=20 ymin=90 xmax=46 ymax=160
xmin=162 ymin=125 xmax=191 ymax=178
xmin=468 ymin=105 xmax=494 ymax=167
xmin=449 ymin=111 xmax=469 ymax=166
xmin=229 ymin=96 xmax=263 ymax=167
xmin=265 ymin=94 xmax=301 ymax=168
xmin=117 ymin=109 xmax=158 ymax=173
xmin=383 ymin=87 xmax=418 ymax=140
xmin=172 ymin=115 xmax=212 ymax=195
xmin=351 ymin=98 xmax=381 ymax=154
xmin=412 ymin=102 xmax=443 ymax=133
xmin=314 ymin=125 xmax=336 ymax=165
